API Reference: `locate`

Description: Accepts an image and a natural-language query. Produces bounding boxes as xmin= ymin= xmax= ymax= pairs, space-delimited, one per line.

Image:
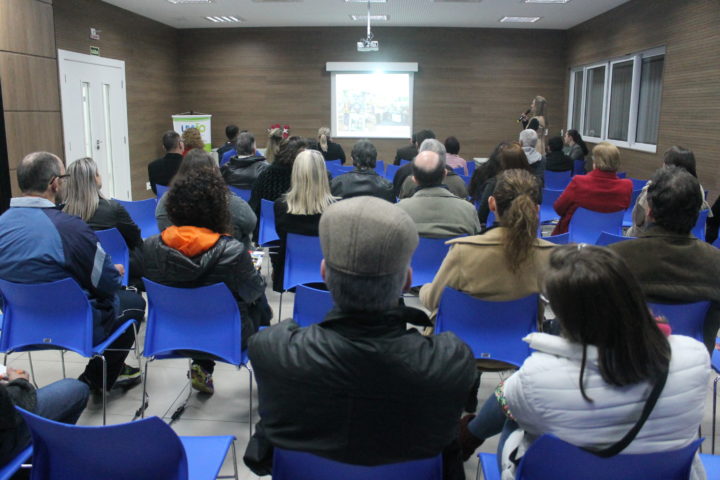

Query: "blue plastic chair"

xmin=543 ymin=233 xmax=570 ymax=245
xmin=486 ymin=211 xmax=496 ymax=227
xmin=647 ymin=301 xmax=710 ymax=344
xmin=259 ymin=199 xmax=280 ymax=246
xmin=700 ymin=453 xmax=720 ymax=477
xmin=711 ymin=338 xmax=720 ymax=454
xmin=385 ymin=164 xmax=401 ymax=181
xmin=572 ymin=159 xmax=586 ymax=176
xmin=622 ymin=188 xmax=644 ymax=228
xmin=629 ymin=177 xmax=648 ymax=191
xmin=95 ymin=228 xmax=130 ymax=286
xmin=544 ymin=170 xmax=572 ymax=190
xmin=293 ymin=285 xmax=334 ymax=327
xmin=399 ymin=159 xmax=411 ymax=166
xmin=0 ymin=446 xmax=32 ymax=480
xmin=114 ymin=198 xmax=160 ymax=239
xmin=539 ymin=188 xmax=564 ymax=224
xmin=596 ymin=231 xmax=635 ymax=246
xmin=228 ymin=185 xmax=251 ymax=202
xmin=568 ymin=208 xmax=624 ymax=244
xmin=692 ymin=209 xmax=709 ymax=239
xmin=325 ymin=159 xmax=342 ymax=168
xmin=0 ymin=278 xmax=138 ymax=425
xmin=272 ymin=448 xmax=442 ymax=480
xmin=375 ymin=160 xmax=385 ymax=176
xmin=220 ymin=148 xmax=236 ymax=166
xmin=410 ymin=237 xmax=455 ymax=287
xmin=435 ymin=287 xmax=538 ymax=367
xmin=141 ymin=279 xmax=253 ymax=433
xmin=617 ymin=171 xmax=627 ymax=179
xmin=283 ymin=233 xmax=324 ymax=291
xmin=479 ymin=435 xmax=702 ymax=480
xmin=452 ymin=166 xmax=465 ymax=176
xmin=17 ymin=408 xmax=238 ymax=480
xmin=467 ymin=161 xmax=476 ymax=176
xmin=155 ymin=184 xmax=169 ymax=200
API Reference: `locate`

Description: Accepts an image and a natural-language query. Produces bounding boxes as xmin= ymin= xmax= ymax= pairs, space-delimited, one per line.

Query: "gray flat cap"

xmin=320 ymin=196 xmax=419 ymax=277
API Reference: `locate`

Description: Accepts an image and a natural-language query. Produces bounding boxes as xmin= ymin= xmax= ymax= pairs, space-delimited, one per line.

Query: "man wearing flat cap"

xmin=245 ymin=197 xmax=476 ymax=479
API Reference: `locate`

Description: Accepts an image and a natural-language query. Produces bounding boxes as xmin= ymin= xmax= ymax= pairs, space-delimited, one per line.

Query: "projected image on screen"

xmin=333 ymin=73 xmax=412 ymax=138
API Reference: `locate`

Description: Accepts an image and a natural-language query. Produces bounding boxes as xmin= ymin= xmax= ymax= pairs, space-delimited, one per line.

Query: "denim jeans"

xmin=467 ymin=391 xmax=520 ymax=470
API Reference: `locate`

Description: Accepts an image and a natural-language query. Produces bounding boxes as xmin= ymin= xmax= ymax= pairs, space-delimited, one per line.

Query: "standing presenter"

xmin=525 ymin=96 xmax=548 ymax=155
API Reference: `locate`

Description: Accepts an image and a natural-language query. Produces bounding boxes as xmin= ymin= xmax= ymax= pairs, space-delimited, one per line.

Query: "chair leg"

xmin=277 ymin=291 xmax=283 ymax=321
xmin=138 ymin=357 xmax=152 ymax=419
xmin=248 ymin=366 xmax=254 ymax=438
xmin=100 ymin=355 xmax=107 ymax=426
xmin=169 ymin=359 xmax=193 ymax=424
xmin=713 ymin=375 xmax=719 ymax=454
xmin=27 ymin=352 xmax=38 ymax=389
xmin=60 ymin=350 xmax=66 ymax=379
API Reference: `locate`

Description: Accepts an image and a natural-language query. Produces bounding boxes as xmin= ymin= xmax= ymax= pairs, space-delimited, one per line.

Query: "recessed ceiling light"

xmin=350 ymin=14 xmax=389 ymax=21
xmin=346 ymin=0 xmax=386 ymax=3
xmin=205 ymin=15 xmax=243 ymax=23
xmin=167 ymin=0 xmax=213 ymax=4
xmin=524 ymin=0 xmax=570 ymax=3
xmin=500 ymin=16 xmax=542 ymax=23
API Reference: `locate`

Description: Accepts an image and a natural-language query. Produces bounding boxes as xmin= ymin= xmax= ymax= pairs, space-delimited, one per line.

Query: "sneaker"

xmin=113 ymin=364 xmax=142 ymax=390
xmin=189 ymin=364 xmax=214 ymax=395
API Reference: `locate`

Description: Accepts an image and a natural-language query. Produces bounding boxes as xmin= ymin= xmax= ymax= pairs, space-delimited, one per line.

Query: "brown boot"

xmin=459 ymin=414 xmax=484 ymax=461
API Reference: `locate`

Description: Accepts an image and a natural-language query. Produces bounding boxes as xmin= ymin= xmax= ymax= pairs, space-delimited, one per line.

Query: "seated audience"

xmin=612 ymin=166 xmax=720 ymax=353
xmin=627 ymin=146 xmax=710 ymax=237
xmin=181 ymin=127 xmax=204 ymax=156
xmin=63 ymin=157 xmax=144 ymax=288
xmin=264 ymin=125 xmax=286 ymax=164
xmin=144 ymin=168 xmax=271 ymax=394
xmin=475 ymin=144 xmax=533 ymax=226
xmin=397 ymin=148 xmax=479 ymax=238
xmin=459 ymin=245 xmax=709 ymax=480
xmin=421 ymin=169 xmax=553 ymax=315
xmin=318 ymin=127 xmax=346 ymax=163
xmin=216 ymin=124 xmax=239 ymax=163
xmin=221 ymin=131 xmax=269 ymax=190
xmin=272 ymin=150 xmax=337 ymax=292
xmin=394 ymin=130 xmax=418 ymax=166
xmin=551 ymin=142 xmax=632 ymax=235
xmin=0 ymin=369 xmax=89 ymax=466
xmin=330 ymin=140 xmax=394 ymax=202
xmin=519 ymin=129 xmax=545 ymax=185
xmin=564 ymin=129 xmax=589 ymax=173
xmin=468 ymin=142 xmax=509 ymax=205
xmin=147 ymin=130 xmax=183 ymax=195
xmin=246 ymin=196 xmax=477 ymax=479
xmin=392 ymin=129 xmax=436 ymax=195
xmin=156 ymin=149 xmax=256 ymax=251
xmin=398 ymin=138 xmax=467 ymax=200
xmin=444 ymin=136 xmax=468 ymax=175
xmin=544 ymin=136 xmax=572 ymax=172
xmin=707 ymin=197 xmax=720 ymax=244
xmin=0 ymin=152 xmax=144 ymax=392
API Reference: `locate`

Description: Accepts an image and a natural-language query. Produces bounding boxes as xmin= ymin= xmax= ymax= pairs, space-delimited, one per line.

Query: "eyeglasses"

xmin=50 ymin=174 xmax=70 ymax=185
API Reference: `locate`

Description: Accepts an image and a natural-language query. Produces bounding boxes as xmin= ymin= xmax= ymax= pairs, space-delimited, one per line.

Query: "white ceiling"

xmin=101 ymin=0 xmax=631 ymax=30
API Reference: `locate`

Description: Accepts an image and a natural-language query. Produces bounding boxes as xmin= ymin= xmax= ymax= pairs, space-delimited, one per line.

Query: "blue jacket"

xmin=0 ymin=197 xmax=122 ymax=344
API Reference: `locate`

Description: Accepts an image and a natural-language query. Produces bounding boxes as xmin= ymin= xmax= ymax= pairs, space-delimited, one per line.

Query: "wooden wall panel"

xmin=0 ymin=0 xmax=55 ymax=58
xmin=54 ymin=0 xmax=180 ymax=200
xmin=565 ymin=0 xmax=720 ymax=199
xmin=4 ymin=112 xmax=63 ymax=169
xmin=0 ymin=53 xmax=60 ymax=111
xmin=178 ymin=27 xmax=567 ymax=165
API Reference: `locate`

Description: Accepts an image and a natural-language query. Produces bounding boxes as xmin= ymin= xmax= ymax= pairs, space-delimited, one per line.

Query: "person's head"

xmin=468 ymin=142 xmax=510 ymax=201
xmin=165 ymin=167 xmax=231 ymax=234
xmin=591 ymin=142 xmax=621 ymax=172
xmin=225 ymin=125 xmax=239 ymax=141
xmin=548 ymin=136 xmax=564 ymax=153
xmin=414 ymin=129 xmax=436 ymax=147
xmin=235 ymin=131 xmax=256 ymax=156
xmin=62 ymin=157 xmax=103 ymax=221
xmin=418 ymin=138 xmax=446 ymax=164
xmin=519 ymin=129 xmax=538 ymax=149
xmin=565 ymin=129 xmax=588 ymax=156
xmin=265 ymin=125 xmax=285 ymax=163
xmin=162 ymin=130 xmax=182 ymax=153
xmin=285 ymin=150 xmax=336 ymax=216
xmin=543 ymin=245 xmax=670 ymax=400
xmin=320 ymin=197 xmax=418 ymax=313
xmin=351 ymin=140 xmax=377 ymax=169
xmin=17 ymin=151 xmax=65 ymax=201
xmin=173 ymin=148 xmax=217 ymax=184
xmin=181 ymin=128 xmax=204 ymax=151
xmin=318 ymin=127 xmax=332 ymax=153
xmin=647 ymin=166 xmax=702 ymax=235
xmin=498 ymin=143 xmax=531 ymax=172
xmin=274 ymin=136 xmax=308 ymax=167
xmin=489 ymin=169 xmax=540 ymax=272
xmin=412 ymin=151 xmax=446 ymax=187
xmin=531 ymin=95 xmax=547 ymax=117
xmin=663 ymin=146 xmax=697 ymax=178
xmin=444 ymin=136 xmax=460 ymax=155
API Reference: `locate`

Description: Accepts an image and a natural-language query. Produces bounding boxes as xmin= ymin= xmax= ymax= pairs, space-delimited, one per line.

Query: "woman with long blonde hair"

xmin=317 ymin=127 xmax=346 ymax=163
xmin=528 ymin=95 xmax=548 ymax=154
xmin=265 ymin=125 xmax=284 ymax=164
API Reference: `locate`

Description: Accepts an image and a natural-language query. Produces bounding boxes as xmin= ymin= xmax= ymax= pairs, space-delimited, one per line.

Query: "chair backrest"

xmin=539 ymin=188 xmax=564 ymax=224
xmin=568 ymin=208 xmax=624 ymax=244
xmin=272 ymin=448 xmax=442 ymax=480
xmin=95 ymin=228 xmax=130 ymax=286
xmin=647 ymin=301 xmax=711 ymax=343
xmin=712 ymin=337 xmax=720 ymax=374
xmin=486 ymin=211 xmax=495 ymax=226
xmin=543 ymin=233 xmax=570 ymax=245
xmin=375 ymin=160 xmax=385 ymax=176
xmin=293 ymin=285 xmax=334 ymax=327
xmin=617 ymin=171 xmax=627 ymax=178
xmin=596 ymin=232 xmax=634 ymax=246
xmin=399 ymin=159 xmax=411 ymax=166
xmin=384 ymin=164 xmax=400 ymax=181
xmin=435 ymin=287 xmax=538 ymax=367
xmin=629 ymin=177 xmax=648 ymax=191
xmin=143 ymin=279 xmax=244 ymax=365
xmin=467 ymin=161 xmax=476 ymax=176
xmin=572 ymin=159 xmax=586 ymax=176
xmin=155 ymin=184 xmax=169 ymax=200
xmin=283 ymin=233 xmax=324 ymax=291
xmin=228 ymin=185 xmax=252 ymax=202
xmin=544 ymin=170 xmax=572 ymax=190
xmin=516 ymin=434 xmax=702 ymax=480
xmin=691 ymin=209 xmax=709 ymax=239
xmin=410 ymin=237 xmax=454 ymax=287
xmin=0 ymin=278 xmax=94 ymax=356
xmin=113 ymin=199 xmax=160 ymax=240
xmin=453 ymin=166 xmax=465 ymax=176
xmin=259 ymin=199 xmax=280 ymax=246
xmin=17 ymin=408 xmax=189 ymax=480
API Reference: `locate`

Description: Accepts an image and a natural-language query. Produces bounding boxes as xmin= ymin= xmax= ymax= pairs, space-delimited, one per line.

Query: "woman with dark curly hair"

xmin=143 ymin=167 xmax=271 ymax=395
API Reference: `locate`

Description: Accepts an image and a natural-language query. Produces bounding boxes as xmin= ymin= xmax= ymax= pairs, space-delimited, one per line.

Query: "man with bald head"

xmin=397 ymin=144 xmax=479 ymax=238
xmin=0 ymin=152 xmax=145 ymax=393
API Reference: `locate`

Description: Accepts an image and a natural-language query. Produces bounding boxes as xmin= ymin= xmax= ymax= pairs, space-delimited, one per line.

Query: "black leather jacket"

xmin=221 ymin=154 xmax=269 ymax=190
xmin=330 ymin=168 xmax=395 ymax=202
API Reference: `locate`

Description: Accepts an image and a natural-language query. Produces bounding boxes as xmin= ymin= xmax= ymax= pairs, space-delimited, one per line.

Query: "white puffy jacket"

xmin=501 ymin=333 xmax=710 ymax=479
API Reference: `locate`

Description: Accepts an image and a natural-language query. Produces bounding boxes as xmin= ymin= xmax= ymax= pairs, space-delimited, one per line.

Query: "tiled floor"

xmin=5 ymin=254 xmax=719 ymax=479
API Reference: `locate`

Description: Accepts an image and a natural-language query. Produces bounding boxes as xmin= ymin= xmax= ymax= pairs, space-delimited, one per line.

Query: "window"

xmin=567 ymin=47 xmax=665 ymax=153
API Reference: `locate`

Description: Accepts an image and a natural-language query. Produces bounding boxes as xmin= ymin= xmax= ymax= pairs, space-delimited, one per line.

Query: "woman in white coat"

xmin=460 ymin=245 xmax=710 ymax=479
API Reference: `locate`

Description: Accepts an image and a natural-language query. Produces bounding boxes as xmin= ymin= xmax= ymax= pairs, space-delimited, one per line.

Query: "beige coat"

xmin=419 ymin=227 xmax=556 ymax=314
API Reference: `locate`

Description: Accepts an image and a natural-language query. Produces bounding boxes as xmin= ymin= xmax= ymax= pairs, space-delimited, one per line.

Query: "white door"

xmin=58 ymin=50 xmax=131 ymax=200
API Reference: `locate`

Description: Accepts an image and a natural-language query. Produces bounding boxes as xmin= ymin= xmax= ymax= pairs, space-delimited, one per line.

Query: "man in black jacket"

xmin=147 ymin=131 xmax=184 ymax=195
xmin=330 ymin=140 xmax=394 ymax=202
xmin=245 ymin=196 xmax=476 ymax=480
xmin=393 ymin=129 xmax=435 ymax=166
xmin=220 ymin=131 xmax=268 ymax=190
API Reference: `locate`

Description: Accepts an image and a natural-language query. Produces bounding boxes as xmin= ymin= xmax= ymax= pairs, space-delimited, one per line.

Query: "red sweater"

xmin=552 ymin=169 xmax=633 ymax=235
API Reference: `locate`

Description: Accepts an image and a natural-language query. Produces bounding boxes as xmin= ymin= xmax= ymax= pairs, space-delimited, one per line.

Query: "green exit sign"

xmin=90 ymin=46 xmax=100 ymax=56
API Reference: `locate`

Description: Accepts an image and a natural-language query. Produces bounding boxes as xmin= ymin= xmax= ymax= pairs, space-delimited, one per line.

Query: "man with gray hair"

xmin=330 ymin=139 xmax=394 ymax=202
xmin=245 ymin=196 xmax=476 ymax=479
xmin=519 ymin=128 xmax=545 ymax=184
xmin=221 ymin=131 xmax=268 ymax=190
xmin=396 ymin=139 xmax=468 ymax=199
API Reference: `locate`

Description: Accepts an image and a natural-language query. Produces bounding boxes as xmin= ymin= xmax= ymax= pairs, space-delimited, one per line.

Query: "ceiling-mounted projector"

xmin=357 ymin=39 xmax=379 ymax=52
